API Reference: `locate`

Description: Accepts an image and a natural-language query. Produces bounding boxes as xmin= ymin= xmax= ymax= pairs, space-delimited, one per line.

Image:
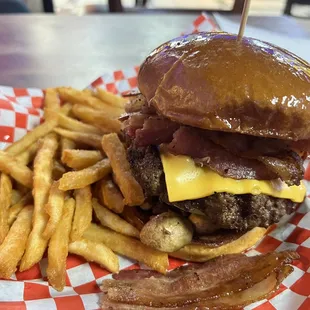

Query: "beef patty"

xmin=127 ymin=145 xmax=298 ymax=231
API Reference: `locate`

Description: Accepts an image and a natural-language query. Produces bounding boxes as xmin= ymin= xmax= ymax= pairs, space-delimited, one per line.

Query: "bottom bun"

xmin=170 ymin=227 xmax=267 ymax=262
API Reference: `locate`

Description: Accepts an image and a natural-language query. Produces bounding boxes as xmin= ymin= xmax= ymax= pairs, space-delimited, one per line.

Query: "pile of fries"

xmin=0 ymin=87 xmax=169 ymax=292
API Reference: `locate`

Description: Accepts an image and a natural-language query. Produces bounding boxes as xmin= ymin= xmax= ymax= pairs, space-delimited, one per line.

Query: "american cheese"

xmin=160 ymin=152 xmax=306 ymax=203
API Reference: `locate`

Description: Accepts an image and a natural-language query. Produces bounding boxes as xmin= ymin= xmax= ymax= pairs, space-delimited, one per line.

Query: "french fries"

xmin=0 ymin=174 xmax=12 ymax=243
xmin=70 ymin=186 xmax=92 ymax=242
xmin=97 ymin=177 xmax=124 ymax=213
xmin=0 ymin=86 xmax=182 ymax=290
xmin=5 ymin=119 xmax=58 ymax=156
xmin=0 ymin=151 xmax=33 ymax=188
xmin=92 ymin=198 xmax=139 ymax=238
xmin=47 ymin=198 xmax=75 ymax=291
xmin=84 ymin=224 xmax=168 ymax=274
xmin=16 ymin=141 xmax=40 ymax=165
xmin=20 ymin=133 xmax=58 ymax=271
xmin=11 ymin=189 xmax=22 ymax=206
xmin=59 ymin=159 xmax=111 ymax=190
xmin=8 ymin=192 xmax=32 ymax=226
xmin=44 ymin=88 xmax=60 ymax=121
xmin=72 ymin=104 xmax=122 ymax=133
xmin=101 ymin=133 xmax=144 ymax=206
xmin=0 ymin=205 xmax=33 ymax=279
xmin=95 ymin=87 xmax=127 ymax=109
xmin=53 ymin=160 xmax=66 ymax=180
xmin=69 ymin=238 xmax=119 ymax=273
xmin=60 ymin=137 xmax=76 ymax=155
xmin=62 ymin=149 xmax=103 ymax=170
xmin=58 ymin=113 xmax=103 ymax=135
xmin=43 ymin=181 xmax=65 ymax=239
xmin=54 ymin=127 xmax=102 ymax=149
xmin=58 ymin=87 xmax=123 ymax=117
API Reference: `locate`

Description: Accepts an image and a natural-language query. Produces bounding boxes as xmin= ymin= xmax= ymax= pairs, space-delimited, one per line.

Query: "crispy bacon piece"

xmin=101 ymin=251 xmax=298 ymax=309
xmin=167 ymin=127 xmax=278 ymax=180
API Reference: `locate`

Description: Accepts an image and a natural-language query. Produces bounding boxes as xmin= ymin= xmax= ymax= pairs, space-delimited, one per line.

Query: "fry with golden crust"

xmin=8 ymin=192 xmax=32 ymax=226
xmin=43 ymin=181 xmax=65 ymax=239
xmin=92 ymin=198 xmax=139 ymax=238
xmin=97 ymin=177 xmax=124 ymax=214
xmin=11 ymin=189 xmax=22 ymax=206
xmin=72 ymin=105 xmax=122 ymax=134
xmin=16 ymin=141 xmax=40 ymax=165
xmin=57 ymin=87 xmax=123 ymax=117
xmin=70 ymin=186 xmax=92 ymax=242
xmin=62 ymin=149 xmax=103 ymax=170
xmin=0 ymin=205 xmax=33 ymax=279
xmin=58 ymin=113 xmax=103 ymax=135
xmin=60 ymin=137 xmax=76 ymax=154
xmin=20 ymin=133 xmax=58 ymax=271
xmin=47 ymin=198 xmax=75 ymax=291
xmin=95 ymin=87 xmax=127 ymax=109
xmin=0 ymin=174 xmax=12 ymax=243
xmin=0 ymin=151 xmax=33 ymax=188
xmin=44 ymin=88 xmax=60 ymax=121
xmin=54 ymin=127 xmax=102 ymax=149
xmin=84 ymin=224 xmax=168 ymax=274
xmin=5 ymin=119 xmax=58 ymax=156
xmin=69 ymin=238 xmax=119 ymax=273
xmin=101 ymin=133 xmax=144 ymax=206
xmin=52 ymin=160 xmax=66 ymax=180
xmin=59 ymin=158 xmax=111 ymax=190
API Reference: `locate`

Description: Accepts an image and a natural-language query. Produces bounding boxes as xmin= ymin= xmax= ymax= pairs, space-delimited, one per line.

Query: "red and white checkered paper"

xmin=0 ymin=13 xmax=309 ymax=310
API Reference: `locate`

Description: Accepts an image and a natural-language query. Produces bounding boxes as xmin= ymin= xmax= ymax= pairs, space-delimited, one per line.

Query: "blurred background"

xmin=3 ymin=0 xmax=310 ymax=17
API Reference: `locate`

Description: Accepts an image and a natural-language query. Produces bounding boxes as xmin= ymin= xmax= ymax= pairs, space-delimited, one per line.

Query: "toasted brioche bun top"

xmin=138 ymin=32 xmax=310 ymax=141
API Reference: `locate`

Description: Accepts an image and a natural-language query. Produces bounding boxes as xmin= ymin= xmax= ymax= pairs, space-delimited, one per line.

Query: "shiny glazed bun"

xmin=138 ymin=32 xmax=310 ymax=141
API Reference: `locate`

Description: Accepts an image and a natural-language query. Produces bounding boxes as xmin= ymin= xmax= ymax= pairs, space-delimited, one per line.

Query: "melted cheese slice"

xmin=161 ymin=153 xmax=306 ymax=203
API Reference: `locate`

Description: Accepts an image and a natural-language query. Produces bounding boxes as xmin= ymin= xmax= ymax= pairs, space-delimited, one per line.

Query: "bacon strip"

xmin=101 ymin=251 xmax=298 ymax=309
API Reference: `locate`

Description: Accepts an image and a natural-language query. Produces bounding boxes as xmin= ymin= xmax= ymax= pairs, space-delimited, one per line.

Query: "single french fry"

xmin=59 ymin=102 xmax=73 ymax=116
xmin=68 ymin=238 xmax=119 ymax=273
xmin=58 ymin=113 xmax=102 ymax=135
xmin=70 ymin=186 xmax=92 ymax=242
xmin=60 ymin=137 xmax=76 ymax=154
xmin=20 ymin=133 xmax=58 ymax=271
xmin=47 ymin=198 xmax=75 ymax=291
xmin=0 ymin=151 xmax=33 ymax=188
xmin=59 ymin=159 xmax=111 ymax=191
xmin=95 ymin=87 xmax=127 ymax=109
xmin=92 ymin=198 xmax=139 ymax=238
xmin=98 ymin=178 xmax=124 ymax=214
xmin=57 ymin=87 xmax=122 ymax=117
xmin=0 ymin=174 xmax=12 ymax=243
xmin=72 ymin=104 xmax=122 ymax=134
xmin=16 ymin=141 xmax=40 ymax=165
xmin=8 ymin=192 xmax=32 ymax=226
xmin=101 ymin=134 xmax=144 ymax=206
xmin=62 ymin=149 xmax=103 ymax=170
xmin=44 ymin=88 xmax=60 ymax=121
xmin=53 ymin=160 xmax=66 ymax=180
xmin=84 ymin=224 xmax=168 ymax=274
xmin=54 ymin=127 xmax=102 ymax=149
xmin=0 ymin=205 xmax=33 ymax=279
xmin=5 ymin=119 xmax=58 ymax=156
xmin=11 ymin=189 xmax=23 ymax=206
xmin=43 ymin=181 xmax=65 ymax=239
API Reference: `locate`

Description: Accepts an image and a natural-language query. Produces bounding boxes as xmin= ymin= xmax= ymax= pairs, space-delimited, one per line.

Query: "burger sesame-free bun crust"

xmin=138 ymin=32 xmax=310 ymax=141
xmin=170 ymin=227 xmax=267 ymax=262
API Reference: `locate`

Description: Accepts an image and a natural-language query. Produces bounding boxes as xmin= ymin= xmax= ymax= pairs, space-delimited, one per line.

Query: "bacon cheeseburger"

xmin=123 ymin=32 xmax=309 ymax=261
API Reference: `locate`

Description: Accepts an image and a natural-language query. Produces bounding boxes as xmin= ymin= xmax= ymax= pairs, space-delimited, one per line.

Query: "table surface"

xmin=0 ymin=13 xmax=309 ymax=89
